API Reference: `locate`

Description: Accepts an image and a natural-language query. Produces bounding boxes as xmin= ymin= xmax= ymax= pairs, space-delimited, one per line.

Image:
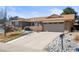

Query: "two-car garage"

xmin=43 ymin=23 xmax=64 ymax=32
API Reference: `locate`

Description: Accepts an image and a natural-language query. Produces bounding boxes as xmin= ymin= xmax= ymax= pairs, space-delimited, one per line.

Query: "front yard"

xmin=0 ymin=31 xmax=24 ymax=42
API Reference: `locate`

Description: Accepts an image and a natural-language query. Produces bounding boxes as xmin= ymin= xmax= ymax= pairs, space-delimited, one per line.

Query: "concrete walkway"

xmin=5 ymin=32 xmax=62 ymax=52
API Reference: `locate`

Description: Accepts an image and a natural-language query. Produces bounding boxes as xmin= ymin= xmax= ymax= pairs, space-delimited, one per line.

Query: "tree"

xmin=9 ymin=16 xmax=19 ymax=21
xmin=61 ymin=7 xmax=77 ymax=15
xmin=2 ymin=6 xmax=7 ymax=37
xmin=0 ymin=8 xmax=7 ymax=24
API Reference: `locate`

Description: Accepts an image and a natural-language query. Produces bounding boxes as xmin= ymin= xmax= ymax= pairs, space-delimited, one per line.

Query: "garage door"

xmin=43 ymin=23 xmax=64 ymax=32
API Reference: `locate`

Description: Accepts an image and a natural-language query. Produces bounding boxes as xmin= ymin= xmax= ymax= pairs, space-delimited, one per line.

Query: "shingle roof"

xmin=11 ymin=14 xmax=75 ymax=22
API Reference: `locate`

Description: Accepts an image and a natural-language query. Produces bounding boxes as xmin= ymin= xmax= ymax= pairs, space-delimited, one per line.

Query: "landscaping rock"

xmin=47 ymin=33 xmax=79 ymax=52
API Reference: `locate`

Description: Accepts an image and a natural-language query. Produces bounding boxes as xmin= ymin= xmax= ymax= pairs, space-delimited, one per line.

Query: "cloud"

xmin=31 ymin=11 xmax=43 ymax=17
xmin=50 ymin=8 xmax=63 ymax=15
xmin=6 ymin=7 xmax=51 ymax=18
xmin=30 ymin=11 xmax=50 ymax=18
xmin=7 ymin=7 xmax=27 ymax=18
xmin=0 ymin=6 xmax=46 ymax=19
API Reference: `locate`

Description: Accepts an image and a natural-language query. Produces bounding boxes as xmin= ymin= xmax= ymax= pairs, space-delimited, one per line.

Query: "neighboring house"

xmin=10 ymin=14 xmax=75 ymax=32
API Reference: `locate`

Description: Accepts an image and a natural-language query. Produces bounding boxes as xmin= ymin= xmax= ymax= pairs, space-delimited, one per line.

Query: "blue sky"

xmin=0 ymin=6 xmax=79 ymax=18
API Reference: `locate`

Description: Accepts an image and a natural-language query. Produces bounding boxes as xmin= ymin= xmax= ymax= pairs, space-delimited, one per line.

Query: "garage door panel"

xmin=43 ymin=23 xmax=64 ymax=32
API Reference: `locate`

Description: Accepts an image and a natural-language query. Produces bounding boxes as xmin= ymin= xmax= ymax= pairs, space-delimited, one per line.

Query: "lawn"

xmin=0 ymin=31 xmax=24 ymax=43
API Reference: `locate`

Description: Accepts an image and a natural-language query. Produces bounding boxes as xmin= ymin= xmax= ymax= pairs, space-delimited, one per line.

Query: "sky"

xmin=0 ymin=6 xmax=79 ymax=19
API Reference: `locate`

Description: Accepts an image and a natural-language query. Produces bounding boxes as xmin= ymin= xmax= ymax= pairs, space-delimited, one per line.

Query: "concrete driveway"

xmin=5 ymin=32 xmax=62 ymax=52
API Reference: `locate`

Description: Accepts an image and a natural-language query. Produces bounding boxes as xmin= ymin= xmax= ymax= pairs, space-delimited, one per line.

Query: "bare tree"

xmin=3 ymin=6 xmax=7 ymax=36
